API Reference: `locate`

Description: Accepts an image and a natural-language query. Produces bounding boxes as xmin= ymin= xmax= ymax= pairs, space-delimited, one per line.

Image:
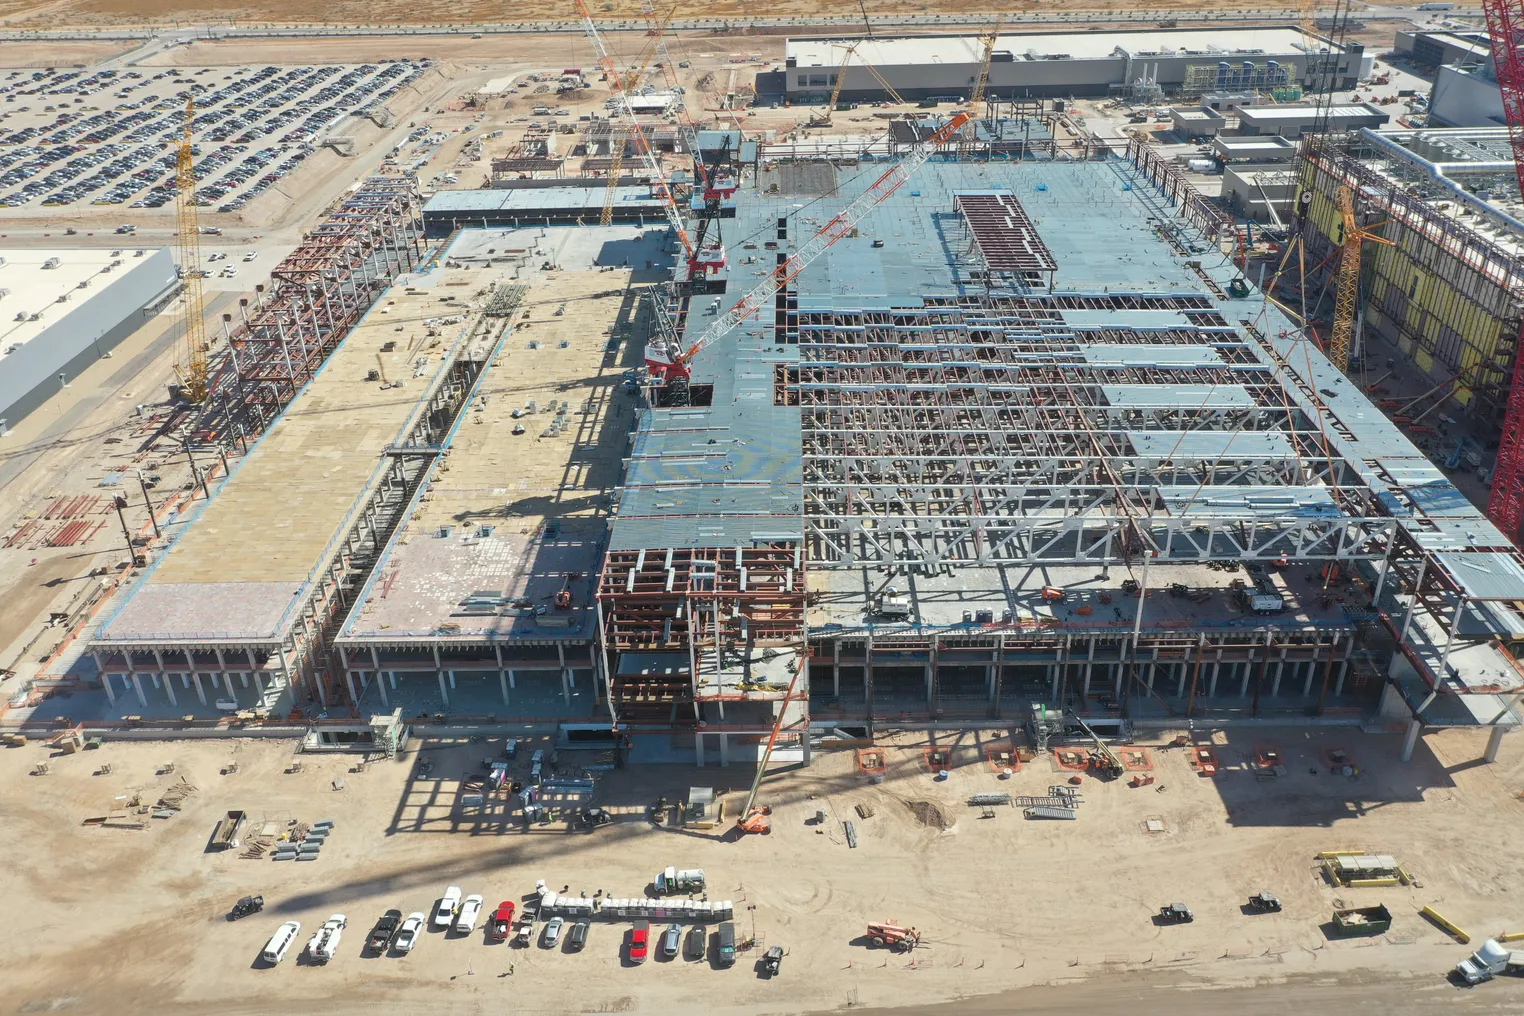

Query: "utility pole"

xmin=112 ymin=495 xmax=136 ymax=568
xmin=136 ymin=471 xmax=161 ymax=539
xmin=184 ymin=438 xmax=210 ymax=499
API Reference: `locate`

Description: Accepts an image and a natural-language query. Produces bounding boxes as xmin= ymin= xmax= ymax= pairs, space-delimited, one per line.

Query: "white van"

xmin=261 ymin=921 xmax=301 ymax=965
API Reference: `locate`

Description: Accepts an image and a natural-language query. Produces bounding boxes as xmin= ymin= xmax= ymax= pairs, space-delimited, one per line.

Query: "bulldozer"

xmin=865 ymin=922 xmax=920 ymax=952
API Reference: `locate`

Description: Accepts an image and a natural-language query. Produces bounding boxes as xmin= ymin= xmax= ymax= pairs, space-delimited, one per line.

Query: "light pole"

xmin=136 ymin=471 xmax=161 ymax=539
xmin=112 ymin=495 xmax=136 ymax=568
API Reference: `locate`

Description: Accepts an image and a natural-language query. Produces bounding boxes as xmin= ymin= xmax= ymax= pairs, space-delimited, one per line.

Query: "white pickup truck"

xmin=307 ymin=915 xmax=347 ymax=964
xmin=1456 ymin=939 xmax=1524 ymax=984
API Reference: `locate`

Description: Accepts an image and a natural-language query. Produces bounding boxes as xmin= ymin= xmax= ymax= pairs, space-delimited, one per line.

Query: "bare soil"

xmin=2 ymin=724 xmax=1523 ymax=1016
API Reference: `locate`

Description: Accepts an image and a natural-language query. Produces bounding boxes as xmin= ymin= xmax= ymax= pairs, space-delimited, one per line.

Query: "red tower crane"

xmin=1483 ymin=0 xmax=1524 ymax=540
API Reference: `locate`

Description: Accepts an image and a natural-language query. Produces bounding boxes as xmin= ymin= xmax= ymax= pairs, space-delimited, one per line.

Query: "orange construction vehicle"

xmin=865 ymin=923 xmax=920 ymax=951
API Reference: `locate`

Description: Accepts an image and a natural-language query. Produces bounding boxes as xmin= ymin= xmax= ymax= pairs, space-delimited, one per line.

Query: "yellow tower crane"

xmin=174 ymin=98 xmax=209 ymax=404
xmin=1329 ymin=184 xmax=1393 ymax=372
xmin=971 ymin=16 xmax=1005 ymax=109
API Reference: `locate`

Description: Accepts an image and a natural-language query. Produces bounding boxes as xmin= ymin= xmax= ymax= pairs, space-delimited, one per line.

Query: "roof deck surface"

xmin=95 ymin=273 xmax=480 ymax=646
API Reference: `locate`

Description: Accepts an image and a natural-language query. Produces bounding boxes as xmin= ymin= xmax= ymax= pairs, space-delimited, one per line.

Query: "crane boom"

xmin=573 ymin=0 xmax=693 ymax=258
xmin=1482 ymin=0 xmax=1524 ymax=540
xmin=1328 ymin=185 xmax=1393 ymax=372
xmin=174 ymin=98 xmax=208 ymax=404
xmin=646 ymin=112 xmax=973 ymax=381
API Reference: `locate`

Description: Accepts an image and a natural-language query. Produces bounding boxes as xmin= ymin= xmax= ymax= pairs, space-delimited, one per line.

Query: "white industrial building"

xmin=0 ymin=247 xmax=177 ymax=432
xmin=783 ymin=27 xmax=1370 ymax=103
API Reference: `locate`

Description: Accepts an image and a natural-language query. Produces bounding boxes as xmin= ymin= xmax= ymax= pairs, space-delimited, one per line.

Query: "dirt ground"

xmin=2 ymin=724 xmax=1523 ymax=1015
xmin=2 ymin=1 xmax=1311 ymax=29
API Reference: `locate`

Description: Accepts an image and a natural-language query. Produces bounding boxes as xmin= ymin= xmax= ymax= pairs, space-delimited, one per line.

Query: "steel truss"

xmin=795 ymin=298 xmax=1396 ymax=567
xmin=192 ymin=177 xmax=427 ymax=442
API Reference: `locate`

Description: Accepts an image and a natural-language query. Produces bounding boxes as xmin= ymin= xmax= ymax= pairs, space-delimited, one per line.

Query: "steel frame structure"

xmin=193 ymin=176 xmax=426 ymax=442
xmin=791 ymin=297 xmax=1395 ymax=568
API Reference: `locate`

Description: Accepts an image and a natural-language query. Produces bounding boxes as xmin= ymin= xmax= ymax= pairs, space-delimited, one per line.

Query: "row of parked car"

xmin=0 ymin=61 xmax=424 ymax=211
xmin=252 ymin=887 xmax=746 ymax=969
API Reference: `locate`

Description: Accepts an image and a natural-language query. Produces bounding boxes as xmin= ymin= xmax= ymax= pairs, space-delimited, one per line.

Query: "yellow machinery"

xmin=970 ymin=16 xmax=1005 ymax=109
xmin=174 ymin=99 xmax=208 ymax=404
xmin=1329 ymin=184 xmax=1393 ymax=372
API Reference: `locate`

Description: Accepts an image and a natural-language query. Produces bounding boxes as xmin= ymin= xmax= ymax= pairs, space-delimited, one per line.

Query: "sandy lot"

xmin=4 ymin=1 xmax=1304 ymax=29
xmin=2 ymin=723 xmax=1523 ymax=1015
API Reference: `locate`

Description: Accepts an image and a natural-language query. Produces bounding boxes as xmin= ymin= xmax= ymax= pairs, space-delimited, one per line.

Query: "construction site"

xmin=3 ymin=0 xmax=1524 ymax=1013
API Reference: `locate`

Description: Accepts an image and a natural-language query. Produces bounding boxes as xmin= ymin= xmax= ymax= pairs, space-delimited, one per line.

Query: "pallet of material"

xmin=968 ymin=793 xmax=1013 ymax=806
xmin=844 ymin=820 xmax=857 ymax=848
xmin=1024 ymin=805 xmax=1078 ymax=820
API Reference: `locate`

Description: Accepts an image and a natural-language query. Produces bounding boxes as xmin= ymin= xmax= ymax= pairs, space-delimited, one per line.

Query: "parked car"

xmin=762 ymin=945 xmax=783 ymax=976
xmin=716 ymin=922 xmax=736 ymax=966
xmin=487 ymin=901 xmax=515 ymax=942
xmin=367 ymin=909 xmax=402 ymax=952
xmin=542 ymin=915 xmax=565 ymax=947
xmin=242 ymin=250 xmax=257 ymax=261
xmin=456 ymin=895 xmax=484 ymax=934
xmin=433 ymin=886 xmax=462 ymax=928
xmin=662 ymin=923 xmax=682 ymax=959
xmin=683 ymin=924 xmax=706 ymax=961
xmin=260 ymin=921 xmax=301 ymax=965
xmin=568 ymin=920 xmax=589 ymax=951
xmin=629 ymin=920 xmax=650 ymax=963
xmin=394 ymin=912 xmax=425 ymax=953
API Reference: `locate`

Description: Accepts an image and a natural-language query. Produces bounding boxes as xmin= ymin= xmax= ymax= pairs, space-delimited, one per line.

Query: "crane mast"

xmin=1479 ymin=0 xmax=1524 ymax=539
xmin=573 ymin=0 xmax=692 ymax=258
xmin=645 ymin=112 xmax=974 ymax=394
xmin=1328 ymin=185 xmax=1392 ymax=373
xmin=174 ymin=98 xmax=208 ymax=405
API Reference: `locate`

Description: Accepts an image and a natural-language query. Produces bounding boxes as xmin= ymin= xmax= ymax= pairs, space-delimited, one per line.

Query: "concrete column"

xmin=389 ymin=671 xmax=398 ymax=689
xmin=346 ymin=669 xmax=359 ymax=705
xmin=130 ymin=672 xmax=147 ymax=708
xmin=437 ymin=670 xmax=450 ymax=706
xmin=559 ymin=643 xmax=572 ymax=688
xmin=695 ymin=733 xmax=705 ymax=767
xmin=377 ymin=670 xmax=389 ymax=707
xmin=1082 ymin=664 xmax=1092 ymax=699
xmin=500 ymin=671 xmax=510 ymax=705
xmin=833 ymin=642 xmax=840 ymax=697
xmin=1208 ymin=661 xmax=1220 ymax=697
xmin=102 ymin=670 xmax=117 ymax=705
xmin=1485 ymin=725 xmax=1507 ymax=763
xmin=1334 ymin=657 xmax=1348 ymax=697
xmin=240 ymin=673 xmax=250 ymax=689
xmin=224 ymin=671 xmax=236 ymax=701
xmin=718 ymin=732 xmax=729 ymax=766
xmin=562 ymin=666 xmax=571 ymax=705
xmin=448 ymin=670 xmax=457 ymax=690
xmin=1239 ymin=661 xmax=1250 ymax=697
xmin=1048 ymin=660 xmax=1059 ymax=701
xmin=154 ymin=649 xmax=176 ymax=706
xmin=1400 ymin=718 xmax=1422 ymax=763
xmin=192 ymin=671 xmax=206 ymax=705
xmin=1271 ymin=646 xmax=1287 ymax=697
xmin=1176 ymin=661 xmax=1187 ymax=697
xmin=1304 ymin=648 xmax=1318 ymax=697
xmin=1144 ymin=658 xmax=1156 ymax=694
xmin=987 ymin=664 xmax=997 ymax=702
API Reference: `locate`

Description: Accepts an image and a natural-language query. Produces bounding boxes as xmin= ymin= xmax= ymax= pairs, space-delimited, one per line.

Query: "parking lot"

xmin=0 ymin=60 xmax=425 ymax=213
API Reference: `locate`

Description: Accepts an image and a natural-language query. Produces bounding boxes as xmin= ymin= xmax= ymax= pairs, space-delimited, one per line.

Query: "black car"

xmin=568 ymin=920 xmax=589 ymax=951
xmin=368 ymin=909 xmax=403 ymax=952
xmin=683 ymin=925 xmax=706 ymax=961
xmin=229 ymin=894 xmax=263 ymax=920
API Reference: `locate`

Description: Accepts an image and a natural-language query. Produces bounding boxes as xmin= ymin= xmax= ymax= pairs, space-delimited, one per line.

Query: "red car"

xmin=629 ymin=919 xmax=650 ymax=964
xmin=487 ymin=901 xmax=515 ymax=942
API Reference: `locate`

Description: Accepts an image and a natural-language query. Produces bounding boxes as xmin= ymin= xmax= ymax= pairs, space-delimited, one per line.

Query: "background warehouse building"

xmin=0 ymin=247 xmax=177 ymax=432
xmin=783 ymin=27 xmax=1370 ymax=104
xmin=1292 ymin=128 xmax=1524 ymax=492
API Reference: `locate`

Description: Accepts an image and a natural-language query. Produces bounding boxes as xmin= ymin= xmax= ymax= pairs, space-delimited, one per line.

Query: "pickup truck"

xmin=1456 ymin=939 xmax=1524 ymax=984
xmin=307 ymin=915 xmax=347 ymax=964
xmin=367 ymin=910 xmax=401 ymax=953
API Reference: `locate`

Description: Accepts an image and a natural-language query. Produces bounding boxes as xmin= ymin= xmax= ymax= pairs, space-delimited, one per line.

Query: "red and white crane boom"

xmin=645 ymin=112 xmax=973 ymax=382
